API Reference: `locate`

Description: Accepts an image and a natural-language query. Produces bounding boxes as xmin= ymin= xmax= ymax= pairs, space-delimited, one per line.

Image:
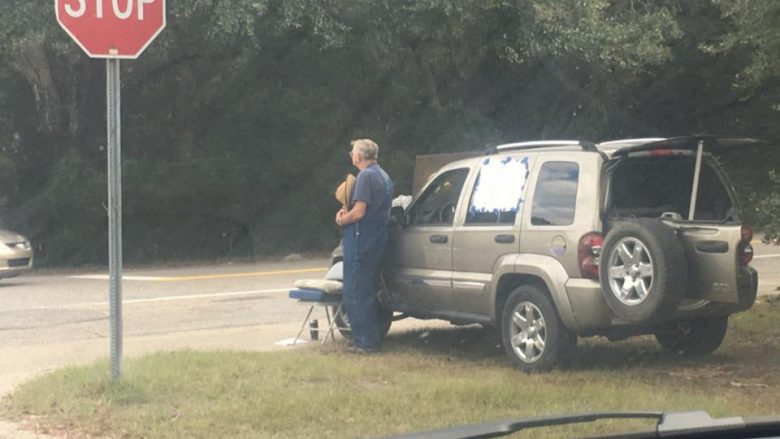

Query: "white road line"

xmin=68 ymin=275 xmax=165 ymax=281
xmin=754 ymin=254 xmax=780 ymax=259
xmin=34 ymin=288 xmax=290 ymax=310
xmin=122 ymin=288 xmax=290 ymax=304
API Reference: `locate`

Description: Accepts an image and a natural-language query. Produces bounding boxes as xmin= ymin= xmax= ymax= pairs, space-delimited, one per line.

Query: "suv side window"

xmin=531 ymin=161 xmax=579 ymax=226
xmin=408 ymin=168 xmax=469 ymax=226
xmin=466 ymin=156 xmax=532 ymax=225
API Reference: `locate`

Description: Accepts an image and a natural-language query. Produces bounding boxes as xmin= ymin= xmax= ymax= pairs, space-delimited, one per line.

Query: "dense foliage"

xmin=0 ymin=0 xmax=778 ymax=266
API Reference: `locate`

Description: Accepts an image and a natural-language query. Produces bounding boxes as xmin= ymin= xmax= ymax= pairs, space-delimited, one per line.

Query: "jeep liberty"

xmin=327 ymin=137 xmax=759 ymax=372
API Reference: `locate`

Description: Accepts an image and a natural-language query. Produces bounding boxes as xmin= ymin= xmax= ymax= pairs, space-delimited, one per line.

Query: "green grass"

xmin=4 ymin=297 xmax=779 ymax=439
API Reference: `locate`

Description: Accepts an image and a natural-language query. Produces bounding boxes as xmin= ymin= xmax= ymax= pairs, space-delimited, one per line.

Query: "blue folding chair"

xmin=288 ymin=279 xmax=347 ymax=344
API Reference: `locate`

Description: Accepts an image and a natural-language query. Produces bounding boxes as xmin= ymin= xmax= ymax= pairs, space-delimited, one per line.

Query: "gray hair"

xmin=351 ymin=138 xmax=379 ymax=161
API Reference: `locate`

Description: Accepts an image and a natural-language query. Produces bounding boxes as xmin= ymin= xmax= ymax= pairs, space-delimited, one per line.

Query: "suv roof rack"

xmin=486 ymin=140 xmax=600 ymax=155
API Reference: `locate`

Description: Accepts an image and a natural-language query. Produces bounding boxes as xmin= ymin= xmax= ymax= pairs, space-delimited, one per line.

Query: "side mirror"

xmin=388 ymin=206 xmax=407 ymax=228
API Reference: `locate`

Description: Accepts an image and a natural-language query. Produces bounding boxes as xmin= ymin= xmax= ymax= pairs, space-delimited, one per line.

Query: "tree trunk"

xmin=8 ymin=38 xmax=64 ymax=136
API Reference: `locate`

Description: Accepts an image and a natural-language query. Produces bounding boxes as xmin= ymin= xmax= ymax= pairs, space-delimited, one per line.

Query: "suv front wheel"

xmin=331 ymin=304 xmax=393 ymax=340
xmin=501 ymin=285 xmax=576 ymax=372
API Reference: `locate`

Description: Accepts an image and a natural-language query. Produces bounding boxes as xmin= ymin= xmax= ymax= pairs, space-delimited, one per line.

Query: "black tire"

xmin=331 ymin=304 xmax=393 ymax=340
xmin=654 ymin=316 xmax=728 ymax=355
xmin=558 ymin=325 xmax=578 ymax=365
xmin=500 ymin=285 xmax=576 ymax=372
xmin=599 ymin=219 xmax=687 ymax=323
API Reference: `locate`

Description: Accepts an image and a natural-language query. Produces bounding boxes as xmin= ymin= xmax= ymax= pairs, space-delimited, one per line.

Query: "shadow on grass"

xmin=374 ymin=321 xmax=768 ymax=376
xmin=383 ymin=324 xmax=504 ymax=361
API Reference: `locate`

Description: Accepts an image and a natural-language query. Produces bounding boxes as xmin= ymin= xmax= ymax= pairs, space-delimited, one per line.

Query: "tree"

xmin=703 ymin=0 xmax=780 ymax=240
xmin=0 ymin=0 xmax=777 ymax=265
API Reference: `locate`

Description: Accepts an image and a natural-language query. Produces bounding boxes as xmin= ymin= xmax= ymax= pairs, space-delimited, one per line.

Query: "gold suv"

xmin=329 ymin=137 xmax=759 ymax=372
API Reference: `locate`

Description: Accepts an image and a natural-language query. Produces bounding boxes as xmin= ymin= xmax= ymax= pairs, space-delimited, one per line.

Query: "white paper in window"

xmin=470 ymin=156 xmax=532 ymax=213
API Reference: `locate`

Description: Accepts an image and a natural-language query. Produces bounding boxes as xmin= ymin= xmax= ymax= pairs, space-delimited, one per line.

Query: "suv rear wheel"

xmin=501 ymin=285 xmax=576 ymax=372
xmin=600 ymin=219 xmax=687 ymax=323
xmin=654 ymin=316 xmax=728 ymax=355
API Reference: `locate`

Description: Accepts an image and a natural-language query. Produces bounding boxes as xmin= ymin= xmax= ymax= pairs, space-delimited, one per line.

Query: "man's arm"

xmin=336 ymin=169 xmax=374 ymax=226
xmin=336 ymin=201 xmax=367 ymax=226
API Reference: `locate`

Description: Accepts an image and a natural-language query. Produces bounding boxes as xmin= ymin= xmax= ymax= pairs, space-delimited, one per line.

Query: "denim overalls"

xmin=341 ymin=164 xmax=393 ymax=349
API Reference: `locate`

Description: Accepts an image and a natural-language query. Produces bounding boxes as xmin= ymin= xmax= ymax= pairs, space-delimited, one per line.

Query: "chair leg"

xmin=323 ymin=303 xmax=343 ymax=345
xmin=293 ymin=306 xmax=315 ymax=346
xmin=320 ymin=306 xmax=331 ymax=345
xmin=325 ymin=305 xmax=333 ymax=328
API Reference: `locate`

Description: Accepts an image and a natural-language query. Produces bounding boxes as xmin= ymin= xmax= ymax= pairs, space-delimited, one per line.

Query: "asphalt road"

xmin=2 ymin=241 xmax=778 ymax=345
xmin=0 ymin=258 xmax=332 ymax=348
xmin=2 ymin=241 xmax=778 ymax=348
xmin=751 ymin=239 xmax=780 ymax=296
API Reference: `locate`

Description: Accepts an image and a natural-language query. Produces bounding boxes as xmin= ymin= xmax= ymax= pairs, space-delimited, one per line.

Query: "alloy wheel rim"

xmin=608 ymin=237 xmax=654 ymax=306
xmin=509 ymin=301 xmax=546 ymax=363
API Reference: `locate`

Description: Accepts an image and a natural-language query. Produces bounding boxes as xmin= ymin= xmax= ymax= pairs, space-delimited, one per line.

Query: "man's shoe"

xmin=343 ymin=345 xmax=380 ymax=355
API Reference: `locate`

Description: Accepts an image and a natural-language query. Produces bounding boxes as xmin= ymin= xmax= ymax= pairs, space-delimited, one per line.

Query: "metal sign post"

xmin=107 ymin=59 xmax=123 ymax=380
xmin=56 ymin=0 xmax=166 ymax=382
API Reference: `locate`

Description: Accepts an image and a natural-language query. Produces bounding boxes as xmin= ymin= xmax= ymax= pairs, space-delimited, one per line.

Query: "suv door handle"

xmin=429 ymin=234 xmax=448 ymax=244
xmin=494 ymin=234 xmax=515 ymax=244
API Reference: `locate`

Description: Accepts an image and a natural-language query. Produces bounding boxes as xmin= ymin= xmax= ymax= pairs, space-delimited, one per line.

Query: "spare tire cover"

xmin=599 ymin=219 xmax=687 ymax=323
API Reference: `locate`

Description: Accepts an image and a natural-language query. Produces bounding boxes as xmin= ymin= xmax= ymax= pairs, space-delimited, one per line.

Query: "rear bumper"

xmin=564 ymin=266 xmax=759 ymax=332
xmin=565 ymin=278 xmax=613 ymax=331
xmin=673 ymin=265 xmax=758 ymax=319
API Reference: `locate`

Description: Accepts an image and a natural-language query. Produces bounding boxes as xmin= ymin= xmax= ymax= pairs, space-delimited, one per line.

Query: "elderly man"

xmin=335 ymin=139 xmax=394 ymax=353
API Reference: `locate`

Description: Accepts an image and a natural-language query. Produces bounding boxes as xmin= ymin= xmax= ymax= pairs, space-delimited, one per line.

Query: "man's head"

xmin=350 ymin=138 xmax=379 ymax=169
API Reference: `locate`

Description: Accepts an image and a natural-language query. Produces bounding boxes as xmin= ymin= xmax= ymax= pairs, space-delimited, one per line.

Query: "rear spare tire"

xmin=599 ymin=219 xmax=687 ymax=323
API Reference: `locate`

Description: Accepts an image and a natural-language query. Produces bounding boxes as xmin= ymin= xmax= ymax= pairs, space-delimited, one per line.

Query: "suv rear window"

xmin=531 ymin=162 xmax=579 ymax=226
xmin=609 ymin=156 xmax=734 ymax=221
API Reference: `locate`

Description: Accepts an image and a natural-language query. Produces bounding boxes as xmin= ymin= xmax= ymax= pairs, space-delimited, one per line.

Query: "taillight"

xmin=741 ymin=225 xmax=753 ymax=242
xmin=578 ymin=232 xmax=604 ymax=279
xmin=739 ymin=225 xmax=753 ymax=265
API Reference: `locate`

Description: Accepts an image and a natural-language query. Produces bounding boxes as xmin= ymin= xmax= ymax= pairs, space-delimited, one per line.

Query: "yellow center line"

xmin=156 ymin=267 xmax=328 ymax=282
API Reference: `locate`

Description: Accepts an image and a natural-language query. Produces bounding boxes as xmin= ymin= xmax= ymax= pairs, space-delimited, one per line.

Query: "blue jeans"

xmin=342 ymin=222 xmax=388 ymax=350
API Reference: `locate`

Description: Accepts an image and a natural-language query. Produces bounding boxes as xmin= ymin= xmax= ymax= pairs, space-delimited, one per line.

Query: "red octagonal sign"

xmin=56 ymin=0 xmax=166 ymax=59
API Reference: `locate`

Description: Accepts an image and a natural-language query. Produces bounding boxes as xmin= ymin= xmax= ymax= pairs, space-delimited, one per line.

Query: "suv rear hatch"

xmin=602 ymin=137 xmax=761 ymax=303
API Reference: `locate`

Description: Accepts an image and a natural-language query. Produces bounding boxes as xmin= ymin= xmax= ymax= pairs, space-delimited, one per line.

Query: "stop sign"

xmin=55 ymin=0 xmax=166 ymax=59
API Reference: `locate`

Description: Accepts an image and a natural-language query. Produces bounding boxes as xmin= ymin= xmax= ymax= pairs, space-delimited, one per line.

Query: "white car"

xmin=0 ymin=229 xmax=33 ymax=280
